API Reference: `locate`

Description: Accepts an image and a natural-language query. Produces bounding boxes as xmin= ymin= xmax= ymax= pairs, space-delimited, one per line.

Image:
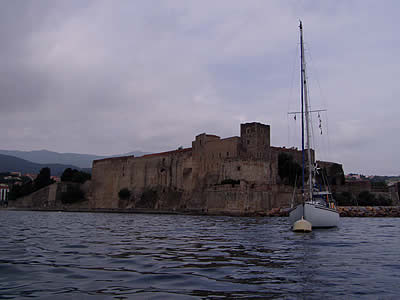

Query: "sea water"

xmin=1 ymin=211 xmax=399 ymax=299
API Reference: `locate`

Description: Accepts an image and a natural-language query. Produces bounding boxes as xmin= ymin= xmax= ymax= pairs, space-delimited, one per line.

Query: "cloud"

xmin=0 ymin=0 xmax=399 ymax=175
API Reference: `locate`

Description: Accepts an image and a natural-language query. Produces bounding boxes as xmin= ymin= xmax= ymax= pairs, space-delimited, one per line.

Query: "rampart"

xmin=90 ymin=122 xmax=310 ymax=214
xmin=11 ymin=182 xmax=90 ymax=210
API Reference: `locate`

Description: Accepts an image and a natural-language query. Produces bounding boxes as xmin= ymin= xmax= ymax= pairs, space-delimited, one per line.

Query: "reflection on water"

xmin=1 ymin=211 xmax=400 ymax=299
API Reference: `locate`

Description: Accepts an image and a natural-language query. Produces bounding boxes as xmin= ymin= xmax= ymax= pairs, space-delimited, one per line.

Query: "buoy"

xmin=292 ymin=216 xmax=312 ymax=232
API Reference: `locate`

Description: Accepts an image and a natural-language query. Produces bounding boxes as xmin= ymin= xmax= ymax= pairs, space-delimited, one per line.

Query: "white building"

xmin=0 ymin=184 xmax=9 ymax=203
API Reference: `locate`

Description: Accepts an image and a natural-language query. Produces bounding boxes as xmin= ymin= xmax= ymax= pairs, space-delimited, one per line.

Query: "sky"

xmin=1 ymin=1 xmax=399 ymax=175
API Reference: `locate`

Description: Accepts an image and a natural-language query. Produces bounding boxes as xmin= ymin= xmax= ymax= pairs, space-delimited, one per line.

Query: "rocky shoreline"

xmin=337 ymin=206 xmax=400 ymax=217
xmin=265 ymin=206 xmax=400 ymax=217
xmin=4 ymin=205 xmax=400 ymax=217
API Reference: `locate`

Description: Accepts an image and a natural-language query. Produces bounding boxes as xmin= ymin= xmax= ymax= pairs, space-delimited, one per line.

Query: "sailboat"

xmin=288 ymin=21 xmax=340 ymax=229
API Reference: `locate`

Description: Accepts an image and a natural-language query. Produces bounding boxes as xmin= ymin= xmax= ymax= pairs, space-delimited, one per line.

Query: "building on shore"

xmin=0 ymin=184 xmax=9 ymax=205
xmin=90 ymin=122 xmax=317 ymax=214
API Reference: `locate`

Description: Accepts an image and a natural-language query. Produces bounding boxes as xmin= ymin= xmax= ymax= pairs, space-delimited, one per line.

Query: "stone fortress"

xmin=90 ymin=122 xmax=318 ymax=215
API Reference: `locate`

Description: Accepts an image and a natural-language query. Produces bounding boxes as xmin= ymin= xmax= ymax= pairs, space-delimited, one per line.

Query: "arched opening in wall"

xmin=237 ymin=166 xmax=241 ymax=171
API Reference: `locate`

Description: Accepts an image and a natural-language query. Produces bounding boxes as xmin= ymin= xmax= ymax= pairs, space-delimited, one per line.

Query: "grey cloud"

xmin=0 ymin=0 xmax=399 ymax=174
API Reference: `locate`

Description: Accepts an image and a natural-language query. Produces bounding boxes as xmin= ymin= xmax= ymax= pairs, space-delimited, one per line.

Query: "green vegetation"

xmin=61 ymin=185 xmax=85 ymax=204
xmin=278 ymin=153 xmax=302 ymax=186
xmin=328 ymin=163 xmax=345 ymax=185
xmin=357 ymin=191 xmax=391 ymax=206
xmin=61 ymin=168 xmax=91 ymax=183
xmin=371 ymin=181 xmax=387 ymax=190
xmin=8 ymin=183 xmax=33 ymax=200
xmin=34 ymin=167 xmax=53 ymax=190
xmin=9 ymin=167 xmax=54 ymax=200
xmin=136 ymin=188 xmax=158 ymax=208
xmin=220 ymin=179 xmax=240 ymax=186
xmin=118 ymin=188 xmax=131 ymax=199
xmin=335 ymin=190 xmax=392 ymax=206
xmin=334 ymin=191 xmax=356 ymax=206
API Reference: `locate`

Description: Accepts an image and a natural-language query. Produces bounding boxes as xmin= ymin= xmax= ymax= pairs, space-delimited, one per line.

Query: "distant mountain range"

xmin=0 ymin=149 xmax=149 ymax=169
xmin=0 ymin=154 xmax=84 ymax=176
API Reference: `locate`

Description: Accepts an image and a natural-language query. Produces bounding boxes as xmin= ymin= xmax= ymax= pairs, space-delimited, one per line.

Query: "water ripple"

xmin=1 ymin=211 xmax=400 ymax=299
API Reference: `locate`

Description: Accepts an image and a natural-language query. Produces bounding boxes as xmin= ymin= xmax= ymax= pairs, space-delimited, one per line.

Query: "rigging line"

xmin=304 ymin=40 xmax=332 ymax=163
xmin=304 ymin=55 xmax=315 ymax=153
xmin=306 ymin=44 xmax=329 ymax=111
xmin=325 ymin=111 xmax=331 ymax=159
xmin=287 ymin=113 xmax=290 ymax=146
xmin=287 ymin=42 xmax=300 ymax=147
xmin=306 ymin=43 xmax=332 ymax=161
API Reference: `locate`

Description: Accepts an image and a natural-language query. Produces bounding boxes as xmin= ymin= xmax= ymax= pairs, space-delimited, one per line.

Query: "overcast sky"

xmin=1 ymin=1 xmax=399 ymax=175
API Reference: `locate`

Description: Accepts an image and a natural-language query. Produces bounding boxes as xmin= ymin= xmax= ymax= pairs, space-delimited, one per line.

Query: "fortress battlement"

xmin=90 ymin=122 xmax=307 ymax=213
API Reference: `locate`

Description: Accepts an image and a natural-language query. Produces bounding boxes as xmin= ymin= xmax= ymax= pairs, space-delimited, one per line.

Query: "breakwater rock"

xmin=338 ymin=206 xmax=400 ymax=217
xmin=264 ymin=206 xmax=400 ymax=217
xmin=263 ymin=207 xmax=291 ymax=217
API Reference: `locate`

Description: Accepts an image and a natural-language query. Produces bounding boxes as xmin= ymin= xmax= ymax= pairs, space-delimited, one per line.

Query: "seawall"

xmin=337 ymin=206 xmax=400 ymax=217
xmin=265 ymin=206 xmax=400 ymax=217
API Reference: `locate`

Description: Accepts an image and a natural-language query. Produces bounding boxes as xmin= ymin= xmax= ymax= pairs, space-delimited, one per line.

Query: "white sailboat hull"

xmin=289 ymin=203 xmax=340 ymax=228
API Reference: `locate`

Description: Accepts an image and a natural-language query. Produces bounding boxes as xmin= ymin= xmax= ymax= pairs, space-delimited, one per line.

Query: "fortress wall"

xmin=91 ymin=150 xmax=193 ymax=209
xmin=389 ymin=184 xmax=400 ymax=205
xmin=91 ymin=156 xmax=130 ymax=208
xmin=12 ymin=184 xmax=51 ymax=208
xmin=220 ymin=159 xmax=274 ymax=184
xmin=202 ymin=184 xmax=294 ymax=214
xmin=191 ymin=134 xmax=241 ymax=185
xmin=333 ymin=181 xmax=372 ymax=195
xmin=205 ymin=190 xmax=273 ymax=214
xmin=202 ymin=137 xmax=241 ymax=159
xmin=271 ymin=146 xmax=315 ymax=168
xmin=12 ymin=182 xmax=84 ymax=209
xmin=89 ymin=122 xmax=318 ymax=213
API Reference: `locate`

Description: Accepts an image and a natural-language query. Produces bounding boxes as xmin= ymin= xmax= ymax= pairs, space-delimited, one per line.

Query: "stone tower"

xmin=240 ymin=122 xmax=270 ymax=159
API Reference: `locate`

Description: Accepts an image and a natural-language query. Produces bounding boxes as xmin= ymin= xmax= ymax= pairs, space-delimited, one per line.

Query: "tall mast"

xmin=299 ymin=21 xmax=313 ymax=200
xmin=299 ymin=21 xmax=305 ymax=199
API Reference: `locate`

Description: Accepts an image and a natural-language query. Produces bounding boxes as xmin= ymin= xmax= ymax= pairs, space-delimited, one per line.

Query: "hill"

xmin=0 ymin=154 xmax=83 ymax=176
xmin=0 ymin=149 xmax=148 ymax=169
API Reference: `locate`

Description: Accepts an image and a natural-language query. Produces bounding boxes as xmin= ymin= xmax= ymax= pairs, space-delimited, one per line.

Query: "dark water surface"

xmin=1 ymin=211 xmax=399 ymax=299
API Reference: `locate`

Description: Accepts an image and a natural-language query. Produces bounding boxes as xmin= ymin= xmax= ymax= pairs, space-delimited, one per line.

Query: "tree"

xmin=328 ymin=163 xmax=345 ymax=185
xmin=118 ymin=188 xmax=131 ymax=199
xmin=278 ymin=153 xmax=302 ymax=186
xmin=61 ymin=168 xmax=91 ymax=183
xmin=371 ymin=181 xmax=387 ymax=189
xmin=376 ymin=195 xmax=392 ymax=206
xmin=8 ymin=168 xmax=53 ymax=200
xmin=61 ymin=185 xmax=85 ymax=204
xmin=61 ymin=168 xmax=75 ymax=182
xmin=334 ymin=191 xmax=355 ymax=206
xmin=8 ymin=182 xmax=33 ymax=200
xmin=357 ymin=191 xmax=375 ymax=206
xmin=34 ymin=167 xmax=54 ymax=191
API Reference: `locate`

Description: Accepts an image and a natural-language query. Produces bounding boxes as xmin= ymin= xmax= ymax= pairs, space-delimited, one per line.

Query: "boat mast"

xmin=299 ymin=21 xmax=305 ymax=200
xmin=299 ymin=21 xmax=313 ymax=200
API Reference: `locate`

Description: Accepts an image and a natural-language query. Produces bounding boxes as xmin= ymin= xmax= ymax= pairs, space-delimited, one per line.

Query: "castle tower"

xmin=240 ymin=122 xmax=270 ymax=159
